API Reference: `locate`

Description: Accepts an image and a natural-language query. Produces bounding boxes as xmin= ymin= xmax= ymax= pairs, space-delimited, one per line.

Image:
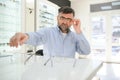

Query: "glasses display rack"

xmin=0 ymin=0 xmax=21 ymax=51
xmin=36 ymin=1 xmax=58 ymax=30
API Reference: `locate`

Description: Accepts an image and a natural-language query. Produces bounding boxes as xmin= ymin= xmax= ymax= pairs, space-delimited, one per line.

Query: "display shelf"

xmin=36 ymin=1 xmax=58 ymax=29
xmin=0 ymin=0 xmax=21 ymax=51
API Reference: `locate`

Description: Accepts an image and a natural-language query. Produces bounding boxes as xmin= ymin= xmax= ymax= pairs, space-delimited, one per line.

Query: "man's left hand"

xmin=73 ymin=19 xmax=82 ymax=34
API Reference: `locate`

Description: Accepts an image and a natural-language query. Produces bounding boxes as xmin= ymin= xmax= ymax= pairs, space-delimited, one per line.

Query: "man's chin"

xmin=61 ymin=28 xmax=69 ymax=33
xmin=59 ymin=26 xmax=69 ymax=31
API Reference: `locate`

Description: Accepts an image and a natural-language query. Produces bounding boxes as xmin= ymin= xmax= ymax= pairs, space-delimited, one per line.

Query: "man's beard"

xmin=59 ymin=24 xmax=70 ymax=33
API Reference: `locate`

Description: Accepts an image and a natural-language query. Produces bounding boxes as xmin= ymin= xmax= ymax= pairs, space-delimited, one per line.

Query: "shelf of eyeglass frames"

xmin=0 ymin=13 xmax=20 ymax=24
xmin=39 ymin=12 xmax=54 ymax=19
xmin=0 ymin=37 xmax=10 ymax=40
xmin=0 ymin=8 xmax=20 ymax=14
xmin=38 ymin=24 xmax=53 ymax=28
xmin=0 ymin=1 xmax=21 ymax=24
xmin=38 ymin=26 xmax=45 ymax=28
xmin=0 ymin=16 xmax=20 ymax=21
xmin=39 ymin=9 xmax=54 ymax=16
xmin=0 ymin=1 xmax=20 ymax=10
xmin=38 ymin=23 xmax=54 ymax=28
xmin=0 ymin=5 xmax=20 ymax=11
xmin=0 ymin=13 xmax=18 ymax=19
xmin=0 ymin=8 xmax=20 ymax=18
xmin=0 ymin=26 xmax=19 ymax=32
xmin=0 ymin=27 xmax=19 ymax=31
xmin=0 ymin=39 xmax=9 ymax=44
xmin=39 ymin=4 xmax=54 ymax=14
xmin=0 ymin=31 xmax=15 ymax=37
xmin=39 ymin=15 xmax=54 ymax=24
xmin=39 ymin=20 xmax=54 ymax=25
xmin=0 ymin=1 xmax=21 ymax=49
xmin=38 ymin=24 xmax=49 ymax=28
xmin=39 ymin=11 xmax=54 ymax=19
xmin=0 ymin=21 xmax=20 ymax=27
xmin=39 ymin=18 xmax=54 ymax=24
xmin=39 ymin=19 xmax=54 ymax=26
xmin=0 ymin=43 xmax=11 ymax=47
xmin=0 ymin=43 xmax=10 ymax=46
xmin=39 ymin=15 xmax=54 ymax=20
xmin=0 ymin=15 xmax=20 ymax=21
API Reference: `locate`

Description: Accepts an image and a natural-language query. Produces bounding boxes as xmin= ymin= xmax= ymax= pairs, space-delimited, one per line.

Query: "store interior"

xmin=0 ymin=0 xmax=120 ymax=80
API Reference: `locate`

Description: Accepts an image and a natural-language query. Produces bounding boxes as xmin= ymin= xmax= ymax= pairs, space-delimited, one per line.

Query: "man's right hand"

xmin=9 ymin=32 xmax=29 ymax=48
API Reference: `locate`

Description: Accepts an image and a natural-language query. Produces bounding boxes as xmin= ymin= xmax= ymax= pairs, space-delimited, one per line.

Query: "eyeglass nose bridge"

xmin=63 ymin=18 xmax=69 ymax=22
xmin=60 ymin=16 xmax=72 ymax=22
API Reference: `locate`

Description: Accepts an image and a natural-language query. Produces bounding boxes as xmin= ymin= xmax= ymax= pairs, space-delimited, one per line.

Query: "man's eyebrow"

xmin=60 ymin=16 xmax=72 ymax=20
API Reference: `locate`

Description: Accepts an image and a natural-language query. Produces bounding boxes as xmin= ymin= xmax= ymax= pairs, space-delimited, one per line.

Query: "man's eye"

xmin=67 ymin=19 xmax=72 ymax=21
xmin=59 ymin=16 xmax=72 ymax=22
xmin=60 ymin=17 xmax=65 ymax=20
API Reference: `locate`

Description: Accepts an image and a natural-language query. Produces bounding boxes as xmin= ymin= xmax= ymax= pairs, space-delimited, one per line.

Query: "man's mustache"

xmin=61 ymin=23 xmax=67 ymax=27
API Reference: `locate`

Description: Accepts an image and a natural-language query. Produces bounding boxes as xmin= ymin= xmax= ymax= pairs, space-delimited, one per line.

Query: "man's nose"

xmin=62 ymin=19 xmax=68 ymax=23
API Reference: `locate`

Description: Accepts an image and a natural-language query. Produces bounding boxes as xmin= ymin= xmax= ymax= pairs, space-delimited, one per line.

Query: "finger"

xmin=14 ymin=38 xmax=19 ymax=48
xmin=75 ymin=19 xmax=80 ymax=26
xmin=19 ymin=40 xmax=24 ymax=46
xmin=72 ymin=20 xmax=76 ymax=25
xmin=10 ymin=35 xmax=19 ymax=47
xmin=10 ymin=36 xmax=15 ymax=47
xmin=19 ymin=34 xmax=28 ymax=45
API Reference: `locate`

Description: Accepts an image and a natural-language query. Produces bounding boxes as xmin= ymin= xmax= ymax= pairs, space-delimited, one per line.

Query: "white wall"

xmin=71 ymin=0 xmax=120 ymax=60
xmin=71 ymin=0 xmax=91 ymax=42
xmin=71 ymin=0 xmax=119 ymax=43
xmin=26 ymin=0 xmax=35 ymax=32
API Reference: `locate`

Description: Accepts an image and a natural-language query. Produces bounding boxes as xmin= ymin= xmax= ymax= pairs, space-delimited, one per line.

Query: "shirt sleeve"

xmin=76 ymin=33 xmax=91 ymax=55
xmin=25 ymin=28 xmax=47 ymax=46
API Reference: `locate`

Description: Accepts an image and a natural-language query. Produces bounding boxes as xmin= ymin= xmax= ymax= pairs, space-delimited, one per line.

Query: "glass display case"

xmin=0 ymin=0 xmax=22 ymax=52
xmin=111 ymin=15 xmax=120 ymax=61
xmin=90 ymin=16 xmax=106 ymax=60
xmin=39 ymin=3 xmax=54 ymax=28
xmin=90 ymin=10 xmax=120 ymax=62
xmin=36 ymin=1 xmax=59 ymax=30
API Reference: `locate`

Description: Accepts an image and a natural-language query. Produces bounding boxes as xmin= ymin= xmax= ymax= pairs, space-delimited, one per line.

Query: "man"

xmin=10 ymin=6 xmax=90 ymax=58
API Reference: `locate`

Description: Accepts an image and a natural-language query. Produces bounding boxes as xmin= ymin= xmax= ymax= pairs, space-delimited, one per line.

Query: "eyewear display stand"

xmin=0 ymin=56 xmax=103 ymax=80
xmin=0 ymin=44 xmax=13 ymax=62
xmin=23 ymin=56 xmax=103 ymax=80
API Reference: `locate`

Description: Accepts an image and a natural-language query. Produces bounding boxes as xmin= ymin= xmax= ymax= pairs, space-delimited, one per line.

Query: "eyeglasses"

xmin=0 ymin=43 xmax=10 ymax=46
xmin=24 ymin=54 xmax=77 ymax=68
xmin=59 ymin=16 xmax=73 ymax=22
xmin=43 ymin=56 xmax=77 ymax=68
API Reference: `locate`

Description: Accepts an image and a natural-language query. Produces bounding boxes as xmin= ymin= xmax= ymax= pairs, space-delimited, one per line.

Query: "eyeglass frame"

xmin=58 ymin=16 xmax=73 ymax=22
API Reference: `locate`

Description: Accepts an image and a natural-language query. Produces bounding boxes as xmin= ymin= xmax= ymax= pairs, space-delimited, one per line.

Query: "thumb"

xmin=19 ymin=34 xmax=29 ymax=45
